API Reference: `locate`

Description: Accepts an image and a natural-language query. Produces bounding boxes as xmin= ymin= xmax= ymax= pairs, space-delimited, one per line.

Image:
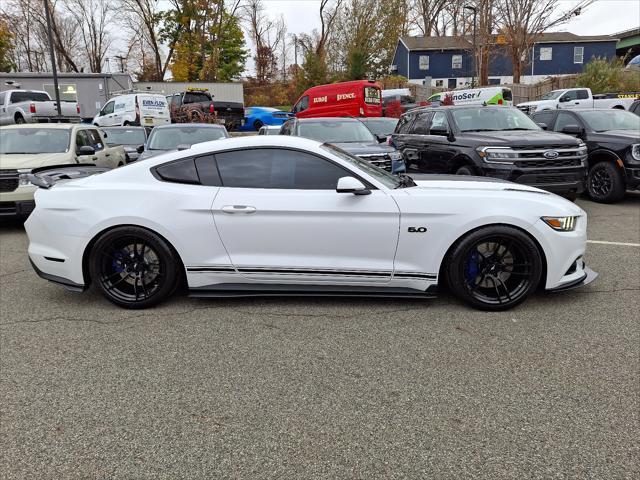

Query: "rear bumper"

xmin=29 ymin=258 xmax=86 ymax=292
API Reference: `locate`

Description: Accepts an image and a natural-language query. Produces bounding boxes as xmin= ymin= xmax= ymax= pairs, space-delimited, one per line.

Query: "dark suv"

xmin=391 ymin=105 xmax=588 ymax=198
xmin=532 ymin=108 xmax=640 ymax=203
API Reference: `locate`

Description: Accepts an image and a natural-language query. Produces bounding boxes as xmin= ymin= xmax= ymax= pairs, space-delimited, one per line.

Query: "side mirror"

xmin=537 ymin=122 xmax=548 ymax=130
xmin=336 ymin=176 xmax=370 ymax=195
xmin=561 ymin=124 xmax=583 ymax=136
xmin=375 ymin=134 xmax=387 ymax=143
xmin=430 ymin=125 xmax=449 ymax=136
xmin=77 ymin=145 xmax=95 ymax=156
xmin=136 ymin=144 xmax=145 ymax=154
xmin=559 ymin=96 xmax=569 ymax=103
xmin=177 ymin=144 xmax=191 ymax=151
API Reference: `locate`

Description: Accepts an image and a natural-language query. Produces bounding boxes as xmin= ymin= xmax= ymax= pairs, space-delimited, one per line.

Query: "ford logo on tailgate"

xmin=543 ymin=150 xmax=559 ymax=159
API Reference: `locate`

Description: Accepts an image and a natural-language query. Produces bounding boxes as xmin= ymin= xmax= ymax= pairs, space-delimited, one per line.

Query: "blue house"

xmin=390 ymin=32 xmax=618 ymax=87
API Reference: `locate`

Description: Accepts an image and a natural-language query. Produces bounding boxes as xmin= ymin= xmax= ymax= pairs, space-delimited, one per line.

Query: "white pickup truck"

xmin=517 ymin=88 xmax=640 ymax=115
xmin=0 ymin=89 xmax=81 ymax=125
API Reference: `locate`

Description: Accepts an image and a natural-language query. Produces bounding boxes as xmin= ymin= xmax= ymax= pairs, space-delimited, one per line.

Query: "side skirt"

xmin=189 ymin=283 xmax=438 ymax=299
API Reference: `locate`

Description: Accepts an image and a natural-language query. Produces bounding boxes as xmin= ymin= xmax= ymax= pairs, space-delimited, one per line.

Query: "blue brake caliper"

xmin=112 ymin=251 xmax=126 ymax=273
xmin=466 ymin=250 xmax=480 ymax=285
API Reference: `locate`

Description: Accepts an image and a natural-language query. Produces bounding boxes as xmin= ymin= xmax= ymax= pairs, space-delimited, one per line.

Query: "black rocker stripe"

xmin=394 ymin=272 xmax=437 ymax=280
xmin=187 ymin=266 xmax=236 ymax=272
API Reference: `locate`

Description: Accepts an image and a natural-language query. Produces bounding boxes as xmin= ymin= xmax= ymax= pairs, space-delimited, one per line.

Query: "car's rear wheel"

xmin=446 ymin=226 xmax=542 ymax=311
xmin=15 ymin=114 xmax=25 ymax=124
xmin=253 ymin=119 xmax=264 ymax=131
xmin=89 ymin=227 xmax=180 ymax=309
xmin=587 ymin=161 xmax=625 ymax=203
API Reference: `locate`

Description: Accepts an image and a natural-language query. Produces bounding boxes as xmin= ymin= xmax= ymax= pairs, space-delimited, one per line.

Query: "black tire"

xmin=455 ymin=165 xmax=476 ymax=175
xmin=15 ymin=114 xmax=25 ymax=124
xmin=445 ymin=226 xmax=542 ymax=311
xmin=587 ymin=161 xmax=626 ymax=203
xmin=123 ymin=121 xmax=131 ymax=126
xmin=89 ymin=226 xmax=181 ymax=309
xmin=253 ymin=119 xmax=264 ymax=131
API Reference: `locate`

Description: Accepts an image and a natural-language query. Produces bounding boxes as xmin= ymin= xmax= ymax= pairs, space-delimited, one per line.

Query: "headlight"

xmin=18 ymin=169 xmax=32 ymax=186
xmin=476 ymin=147 xmax=518 ymax=164
xmin=541 ymin=216 xmax=579 ymax=232
xmin=577 ymin=141 xmax=588 ymax=156
xmin=632 ymin=144 xmax=640 ymax=161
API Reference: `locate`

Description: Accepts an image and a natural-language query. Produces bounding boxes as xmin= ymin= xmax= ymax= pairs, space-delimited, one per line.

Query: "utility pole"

xmin=43 ymin=0 xmax=61 ymax=117
xmin=293 ymin=34 xmax=298 ymax=68
xmin=464 ymin=5 xmax=478 ymax=88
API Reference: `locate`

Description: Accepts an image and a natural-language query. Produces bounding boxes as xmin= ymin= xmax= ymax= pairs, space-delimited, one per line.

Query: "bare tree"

xmin=64 ymin=0 xmax=114 ymax=72
xmin=413 ymin=0 xmax=448 ymax=36
xmin=497 ymin=0 xmax=594 ymax=83
xmin=245 ymin=0 xmax=286 ymax=83
xmin=119 ymin=0 xmax=164 ymax=80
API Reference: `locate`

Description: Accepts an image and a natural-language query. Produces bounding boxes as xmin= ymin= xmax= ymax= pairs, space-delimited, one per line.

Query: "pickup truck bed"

xmin=0 ymin=90 xmax=80 ymax=125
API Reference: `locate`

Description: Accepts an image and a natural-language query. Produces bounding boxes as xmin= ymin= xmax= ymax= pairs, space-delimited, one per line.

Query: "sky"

xmin=265 ymin=0 xmax=640 ymax=37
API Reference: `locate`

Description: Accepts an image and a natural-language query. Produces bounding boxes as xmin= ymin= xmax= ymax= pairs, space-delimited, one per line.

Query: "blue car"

xmin=239 ymin=107 xmax=291 ymax=132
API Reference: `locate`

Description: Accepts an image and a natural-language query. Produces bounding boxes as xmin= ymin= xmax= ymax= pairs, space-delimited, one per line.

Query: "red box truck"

xmin=291 ymin=80 xmax=383 ymax=118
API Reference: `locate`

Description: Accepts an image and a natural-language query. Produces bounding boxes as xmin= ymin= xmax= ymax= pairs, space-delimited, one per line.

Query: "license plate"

xmin=144 ymin=118 xmax=153 ymax=124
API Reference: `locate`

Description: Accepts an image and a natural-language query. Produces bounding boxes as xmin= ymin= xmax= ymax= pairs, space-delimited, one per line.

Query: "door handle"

xmin=221 ymin=205 xmax=257 ymax=214
xmin=105 ymin=153 xmax=110 ymax=157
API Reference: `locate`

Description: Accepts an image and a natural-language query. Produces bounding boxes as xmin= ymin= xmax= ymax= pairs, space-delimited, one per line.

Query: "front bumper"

xmin=624 ymin=167 xmax=640 ymax=189
xmin=0 ymin=200 xmax=35 ymax=218
xmin=548 ymin=267 xmax=598 ymax=292
xmin=485 ymin=164 xmax=587 ymax=195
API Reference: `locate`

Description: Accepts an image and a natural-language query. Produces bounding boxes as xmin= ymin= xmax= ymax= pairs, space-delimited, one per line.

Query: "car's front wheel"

xmin=445 ymin=226 xmax=542 ymax=311
xmin=587 ymin=161 xmax=625 ymax=203
xmin=89 ymin=226 xmax=181 ymax=309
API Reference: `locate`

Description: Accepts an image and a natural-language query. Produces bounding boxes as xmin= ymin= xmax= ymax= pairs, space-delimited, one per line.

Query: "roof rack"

xmin=110 ymin=88 xmax=165 ymax=96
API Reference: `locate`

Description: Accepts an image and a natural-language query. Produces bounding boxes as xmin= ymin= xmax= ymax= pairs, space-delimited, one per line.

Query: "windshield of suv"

xmin=0 ymin=128 xmax=70 ymax=154
xmin=539 ymin=90 xmax=563 ymax=100
xmin=298 ymin=120 xmax=376 ymax=143
xmin=452 ymin=107 xmax=540 ymax=132
xmin=579 ymin=110 xmax=640 ymax=132
xmin=103 ymin=128 xmax=146 ymax=146
xmin=321 ymin=143 xmax=401 ymax=189
xmin=147 ymin=127 xmax=227 ymax=150
xmin=361 ymin=118 xmax=399 ymax=137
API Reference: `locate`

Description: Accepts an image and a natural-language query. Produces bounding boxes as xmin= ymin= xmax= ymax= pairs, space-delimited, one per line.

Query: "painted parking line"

xmin=587 ymin=240 xmax=640 ymax=247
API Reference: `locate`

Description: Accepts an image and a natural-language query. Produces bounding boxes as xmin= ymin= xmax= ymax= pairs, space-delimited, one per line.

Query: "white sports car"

xmin=25 ymin=136 xmax=597 ymax=310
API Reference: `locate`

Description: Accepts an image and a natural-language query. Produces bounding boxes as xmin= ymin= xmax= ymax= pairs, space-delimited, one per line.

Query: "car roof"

xmin=151 ymin=123 xmax=226 ymax=130
xmin=0 ymin=123 xmax=86 ymax=130
xmin=295 ymin=117 xmax=364 ymax=123
xmin=101 ymin=125 xmax=146 ymax=129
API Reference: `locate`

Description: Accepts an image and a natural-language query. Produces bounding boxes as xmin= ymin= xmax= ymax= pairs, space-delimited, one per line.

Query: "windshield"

xmin=103 ymin=128 xmax=146 ymax=146
xmin=452 ymin=107 xmax=540 ymax=132
xmin=147 ymin=127 xmax=227 ymax=150
xmin=361 ymin=118 xmax=399 ymax=136
xmin=0 ymin=128 xmax=70 ymax=154
xmin=539 ymin=90 xmax=563 ymax=100
xmin=298 ymin=120 xmax=376 ymax=143
xmin=579 ymin=110 xmax=640 ymax=132
xmin=321 ymin=143 xmax=400 ymax=189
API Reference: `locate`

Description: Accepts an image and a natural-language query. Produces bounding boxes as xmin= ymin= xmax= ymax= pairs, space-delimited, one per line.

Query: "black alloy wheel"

xmin=455 ymin=165 xmax=475 ymax=175
xmin=89 ymin=227 xmax=181 ymax=308
xmin=446 ymin=226 xmax=542 ymax=311
xmin=587 ymin=162 xmax=625 ymax=203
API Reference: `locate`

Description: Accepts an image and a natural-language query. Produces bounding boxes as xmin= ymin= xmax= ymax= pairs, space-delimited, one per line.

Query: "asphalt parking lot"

xmin=1 ymin=194 xmax=638 ymax=480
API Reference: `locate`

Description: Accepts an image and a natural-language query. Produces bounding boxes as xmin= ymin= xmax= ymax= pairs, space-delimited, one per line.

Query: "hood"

xmin=517 ymin=99 xmax=554 ymax=107
xmin=0 ymin=152 xmax=74 ymax=170
xmin=331 ymin=142 xmax=395 ymax=155
xmin=459 ymin=130 xmax=581 ymax=147
xmin=589 ymin=130 xmax=639 ymax=143
xmin=137 ymin=149 xmax=173 ymax=161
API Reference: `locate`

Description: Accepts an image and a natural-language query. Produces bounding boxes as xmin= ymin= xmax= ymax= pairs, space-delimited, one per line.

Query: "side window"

xmin=155 ymin=158 xmax=200 ymax=184
xmin=87 ymin=129 xmax=104 ymax=151
xmin=75 ymin=130 xmax=91 ymax=149
xmin=576 ymin=89 xmax=589 ymax=100
xmin=216 ymin=148 xmax=349 ymax=190
xmin=294 ymin=96 xmax=309 ymax=113
xmin=532 ymin=111 xmax=555 ymax=128
xmin=430 ymin=111 xmax=449 ymax=132
xmin=194 ymin=155 xmax=221 ymax=186
xmin=0 ymin=91 xmax=5 ymax=106
xmin=411 ymin=112 xmax=432 ymax=135
xmin=102 ymin=101 xmax=114 ymax=115
xmin=554 ymin=112 xmax=580 ymax=132
xmin=395 ymin=115 xmax=412 ymax=134
xmin=562 ymin=90 xmax=578 ymax=101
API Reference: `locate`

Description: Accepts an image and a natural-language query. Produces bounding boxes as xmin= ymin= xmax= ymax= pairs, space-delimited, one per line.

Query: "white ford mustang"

xmin=25 ymin=136 xmax=597 ymax=310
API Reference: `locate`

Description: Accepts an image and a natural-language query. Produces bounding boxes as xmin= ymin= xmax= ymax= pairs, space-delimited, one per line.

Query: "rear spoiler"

xmin=27 ymin=164 xmax=110 ymax=189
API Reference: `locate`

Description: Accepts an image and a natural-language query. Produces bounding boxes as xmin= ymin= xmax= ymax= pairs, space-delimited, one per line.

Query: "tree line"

xmin=0 ymin=0 xmax=592 ymax=87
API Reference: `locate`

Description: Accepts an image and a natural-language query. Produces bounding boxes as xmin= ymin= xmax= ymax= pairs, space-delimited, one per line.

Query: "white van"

xmin=92 ymin=93 xmax=170 ymax=127
xmin=427 ymin=87 xmax=513 ymax=106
